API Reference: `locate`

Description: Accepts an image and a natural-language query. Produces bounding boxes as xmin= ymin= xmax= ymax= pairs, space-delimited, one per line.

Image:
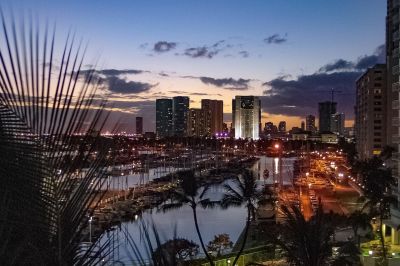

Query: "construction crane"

xmin=315 ymin=88 xmax=342 ymax=102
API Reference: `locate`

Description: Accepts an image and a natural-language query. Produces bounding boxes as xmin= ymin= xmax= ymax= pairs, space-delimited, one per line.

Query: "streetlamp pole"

xmin=89 ymin=216 xmax=93 ymax=243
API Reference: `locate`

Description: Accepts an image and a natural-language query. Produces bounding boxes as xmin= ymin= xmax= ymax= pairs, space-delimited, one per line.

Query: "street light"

xmin=89 ymin=216 xmax=93 ymax=243
xmin=274 ymin=143 xmax=280 ymax=149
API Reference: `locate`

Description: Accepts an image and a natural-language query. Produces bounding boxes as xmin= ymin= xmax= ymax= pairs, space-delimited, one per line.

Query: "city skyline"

xmin=1 ymin=0 xmax=386 ymax=132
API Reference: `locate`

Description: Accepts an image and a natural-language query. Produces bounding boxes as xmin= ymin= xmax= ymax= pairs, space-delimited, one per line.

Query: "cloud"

xmin=153 ymin=41 xmax=177 ymax=53
xmin=106 ymin=76 xmax=157 ymax=94
xmin=354 ymin=45 xmax=385 ymax=70
xmin=319 ymin=44 xmax=385 ymax=73
xmin=182 ymin=40 xmax=231 ymax=59
xmin=139 ymin=43 xmax=149 ymax=49
xmin=318 ymin=59 xmax=354 ymax=72
xmin=168 ymin=90 xmax=222 ymax=97
xmin=199 ymin=76 xmax=250 ymax=90
xmin=261 ymin=44 xmax=385 ymax=119
xmin=79 ymin=69 xmax=145 ymax=76
xmin=238 ymin=51 xmax=249 ymax=58
xmin=184 ymin=47 xmax=219 ymax=58
xmin=264 ymin=34 xmax=287 ymax=44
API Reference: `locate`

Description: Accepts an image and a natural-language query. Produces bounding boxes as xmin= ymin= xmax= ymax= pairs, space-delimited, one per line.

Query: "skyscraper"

xmin=233 ymin=96 xmax=261 ymax=139
xmin=201 ymin=99 xmax=223 ymax=135
xmin=172 ymin=96 xmax=190 ymax=137
xmin=278 ymin=121 xmax=286 ymax=133
xmin=330 ymin=113 xmax=345 ymax=136
xmin=318 ymin=101 xmax=337 ymax=132
xmin=156 ymin=99 xmax=173 ymax=138
xmin=355 ymin=64 xmax=387 ymax=159
xmin=301 ymin=121 xmax=305 ymax=131
xmin=232 ymin=98 xmax=236 ymax=130
xmin=136 ymin=117 xmax=143 ymax=135
xmin=306 ymin=115 xmax=316 ymax=132
xmin=187 ymin=108 xmax=211 ymax=137
xmin=384 ymin=0 xmax=400 ymax=242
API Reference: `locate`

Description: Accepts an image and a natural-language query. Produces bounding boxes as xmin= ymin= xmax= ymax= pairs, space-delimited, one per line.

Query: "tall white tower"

xmin=233 ymin=96 xmax=260 ymax=139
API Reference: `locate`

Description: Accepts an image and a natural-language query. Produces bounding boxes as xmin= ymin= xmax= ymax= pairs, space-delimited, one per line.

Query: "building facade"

xmin=136 ymin=117 xmax=143 ymax=135
xmin=330 ymin=113 xmax=345 ymax=136
xmin=355 ymin=65 xmax=387 ymax=159
xmin=201 ymin=99 xmax=223 ymax=135
xmin=172 ymin=96 xmax=190 ymax=137
xmin=306 ymin=115 xmax=316 ymax=132
xmin=278 ymin=121 xmax=286 ymax=132
xmin=233 ymin=96 xmax=261 ymax=139
xmin=386 ymin=0 xmax=400 ymax=242
xmin=187 ymin=108 xmax=211 ymax=137
xmin=318 ymin=101 xmax=337 ymax=132
xmin=156 ymin=99 xmax=173 ymax=138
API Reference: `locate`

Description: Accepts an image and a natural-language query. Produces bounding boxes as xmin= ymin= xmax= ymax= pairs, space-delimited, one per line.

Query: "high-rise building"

xmin=172 ymin=96 xmax=189 ymax=137
xmin=318 ymin=101 xmax=337 ymax=132
xmin=384 ymin=0 xmax=400 ymax=243
xmin=278 ymin=121 xmax=286 ymax=132
xmin=355 ymin=64 xmax=387 ymax=159
xmin=306 ymin=115 xmax=316 ymax=132
xmin=330 ymin=113 xmax=345 ymax=136
xmin=187 ymin=108 xmax=211 ymax=137
xmin=156 ymin=99 xmax=173 ymax=138
xmin=301 ymin=121 xmax=305 ymax=131
xmin=232 ymin=98 xmax=236 ymax=130
xmin=136 ymin=117 xmax=143 ymax=135
xmin=265 ymin=122 xmax=274 ymax=132
xmin=201 ymin=99 xmax=223 ymax=135
xmin=233 ymin=96 xmax=261 ymax=139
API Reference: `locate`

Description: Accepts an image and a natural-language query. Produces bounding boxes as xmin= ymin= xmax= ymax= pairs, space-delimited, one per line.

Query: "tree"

xmin=273 ymin=204 xmax=335 ymax=266
xmin=153 ymin=238 xmax=199 ymax=265
xmin=160 ymin=170 xmax=216 ymax=265
xmin=357 ymin=156 xmax=395 ymax=262
xmin=207 ymin=234 xmax=233 ymax=257
xmin=348 ymin=210 xmax=372 ymax=249
xmin=220 ymin=169 xmax=270 ymax=265
xmin=0 ymin=12 xmax=112 ymax=265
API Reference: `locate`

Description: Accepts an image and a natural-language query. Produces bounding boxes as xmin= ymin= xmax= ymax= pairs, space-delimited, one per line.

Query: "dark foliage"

xmin=0 ymin=11 xmax=113 ymax=265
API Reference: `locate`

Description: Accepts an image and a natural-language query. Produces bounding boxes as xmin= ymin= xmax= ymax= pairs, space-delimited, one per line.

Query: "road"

xmin=300 ymin=186 xmax=313 ymax=220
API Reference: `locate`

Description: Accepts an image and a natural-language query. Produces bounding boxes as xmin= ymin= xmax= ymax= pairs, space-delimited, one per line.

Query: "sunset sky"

xmin=2 ymin=0 xmax=386 ymax=132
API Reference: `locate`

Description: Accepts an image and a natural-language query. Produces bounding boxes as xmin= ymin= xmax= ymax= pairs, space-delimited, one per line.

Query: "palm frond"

xmin=0 ymin=11 xmax=114 ymax=265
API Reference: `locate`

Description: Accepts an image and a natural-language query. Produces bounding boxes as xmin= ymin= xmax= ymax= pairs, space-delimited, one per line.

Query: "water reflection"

xmin=103 ymin=156 xmax=296 ymax=262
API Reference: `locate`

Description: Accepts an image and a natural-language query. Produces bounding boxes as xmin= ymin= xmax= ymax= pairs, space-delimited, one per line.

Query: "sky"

xmin=1 ymin=0 xmax=387 ymax=132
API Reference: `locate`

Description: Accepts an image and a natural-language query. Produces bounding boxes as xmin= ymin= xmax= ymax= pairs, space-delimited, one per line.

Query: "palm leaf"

xmin=0 ymin=10 xmax=115 ymax=265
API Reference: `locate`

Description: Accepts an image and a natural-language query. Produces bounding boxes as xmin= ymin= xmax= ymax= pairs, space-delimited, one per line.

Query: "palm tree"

xmin=220 ymin=169 xmax=268 ymax=266
xmin=160 ymin=170 xmax=216 ymax=265
xmin=357 ymin=156 xmax=395 ymax=262
xmin=0 ymin=12 xmax=113 ymax=265
xmin=348 ymin=210 xmax=372 ymax=249
xmin=273 ymin=204 xmax=335 ymax=266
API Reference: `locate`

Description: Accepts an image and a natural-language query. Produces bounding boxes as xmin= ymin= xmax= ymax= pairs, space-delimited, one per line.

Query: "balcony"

xmin=394 ymin=135 xmax=400 ymax=145
xmin=392 ymin=205 xmax=400 ymax=219
xmin=393 ymin=82 xmax=400 ymax=92
xmin=394 ymin=13 xmax=400 ymax=25
xmin=394 ymin=99 xmax=400 ymax=110
xmin=394 ymin=31 xmax=400 ymax=41
xmin=394 ymin=47 xmax=400 ymax=57
xmin=393 ymin=117 xmax=400 ymax=127
xmin=393 ymin=65 xmax=400 ymax=75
